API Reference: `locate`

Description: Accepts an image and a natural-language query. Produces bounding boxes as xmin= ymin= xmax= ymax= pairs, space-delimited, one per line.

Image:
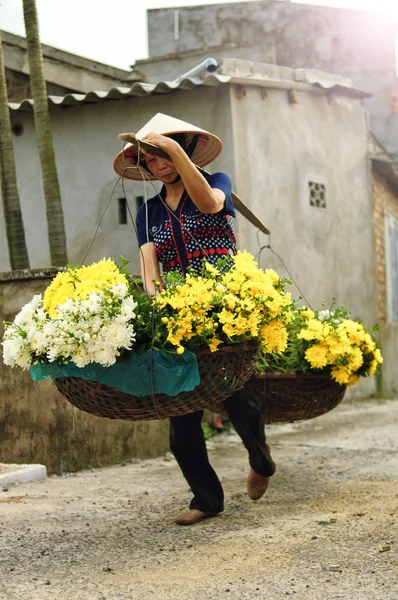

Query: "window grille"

xmin=308 ymin=181 xmax=327 ymax=208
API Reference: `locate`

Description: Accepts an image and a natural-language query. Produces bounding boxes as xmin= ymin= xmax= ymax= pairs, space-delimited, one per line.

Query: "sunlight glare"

xmin=293 ymin=0 xmax=398 ymax=14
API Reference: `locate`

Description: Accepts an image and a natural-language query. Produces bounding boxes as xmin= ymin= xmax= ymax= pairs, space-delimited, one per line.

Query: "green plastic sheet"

xmin=29 ymin=349 xmax=200 ymax=397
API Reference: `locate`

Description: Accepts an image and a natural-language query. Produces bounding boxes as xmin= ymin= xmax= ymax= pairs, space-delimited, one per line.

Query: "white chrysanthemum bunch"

xmin=2 ymin=282 xmax=137 ymax=369
xmin=2 ymin=295 xmax=47 ymax=369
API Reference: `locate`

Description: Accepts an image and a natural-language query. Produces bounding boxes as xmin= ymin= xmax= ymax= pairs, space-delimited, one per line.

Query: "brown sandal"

xmin=247 ymin=444 xmax=272 ymax=500
xmin=175 ymin=509 xmax=219 ymax=526
xmin=247 ymin=469 xmax=270 ymax=500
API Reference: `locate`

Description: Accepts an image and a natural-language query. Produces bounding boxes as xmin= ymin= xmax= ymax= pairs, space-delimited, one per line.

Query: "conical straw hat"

xmin=113 ymin=113 xmax=223 ymax=181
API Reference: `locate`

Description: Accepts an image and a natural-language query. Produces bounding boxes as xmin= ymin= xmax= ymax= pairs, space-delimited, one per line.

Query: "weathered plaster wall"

xmin=146 ymin=1 xmax=398 ymax=156
xmin=372 ymin=172 xmax=398 ymax=393
xmin=0 ymin=274 xmax=169 ymax=474
xmin=148 ymin=2 xmax=397 ymax=76
xmin=6 ymin=68 xmax=72 ymax=103
xmin=3 ymin=85 xmax=234 ymax=273
xmin=229 ymin=83 xmax=377 ymax=397
xmin=2 ymin=30 xmax=142 ymax=95
xmin=134 ymin=44 xmax=275 ymax=83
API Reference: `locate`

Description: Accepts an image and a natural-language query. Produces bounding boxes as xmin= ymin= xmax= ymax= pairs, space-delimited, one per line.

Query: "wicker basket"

xmin=53 ymin=343 xmax=258 ymax=421
xmin=209 ymin=372 xmax=346 ymax=424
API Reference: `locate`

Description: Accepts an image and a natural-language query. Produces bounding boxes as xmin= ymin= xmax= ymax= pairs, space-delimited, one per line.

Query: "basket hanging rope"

xmin=209 ymin=372 xmax=347 ymax=424
xmin=53 ymin=343 xmax=258 ymax=421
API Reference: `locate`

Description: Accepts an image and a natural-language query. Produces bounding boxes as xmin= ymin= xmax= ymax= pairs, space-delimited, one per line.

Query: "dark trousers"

xmin=169 ymin=379 xmax=275 ymax=513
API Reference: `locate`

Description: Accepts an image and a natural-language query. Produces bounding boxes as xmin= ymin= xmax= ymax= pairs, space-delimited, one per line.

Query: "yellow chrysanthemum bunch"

xmin=43 ymin=259 xmax=128 ymax=316
xmin=257 ymin=303 xmax=383 ymax=386
xmin=155 ymin=251 xmax=293 ymax=354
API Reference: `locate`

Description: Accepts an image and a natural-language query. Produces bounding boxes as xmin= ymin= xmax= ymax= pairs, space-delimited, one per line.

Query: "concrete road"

xmin=0 ymin=396 xmax=397 ymax=600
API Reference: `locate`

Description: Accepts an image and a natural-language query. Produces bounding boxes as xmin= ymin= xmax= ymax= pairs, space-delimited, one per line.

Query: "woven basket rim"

xmin=193 ymin=342 xmax=257 ymax=356
xmin=253 ymin=372 xmax=343 ymax=384
xmin=53 ymin=342 xmax=258 ymax=421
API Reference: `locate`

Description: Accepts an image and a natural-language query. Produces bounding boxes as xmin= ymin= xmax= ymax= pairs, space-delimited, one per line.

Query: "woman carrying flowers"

xmin=113 ymin=113 xmax=275 ymax=525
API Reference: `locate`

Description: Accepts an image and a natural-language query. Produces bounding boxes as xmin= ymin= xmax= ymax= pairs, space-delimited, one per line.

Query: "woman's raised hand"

xmin=140 ymin=132 xmax=180 ymax=157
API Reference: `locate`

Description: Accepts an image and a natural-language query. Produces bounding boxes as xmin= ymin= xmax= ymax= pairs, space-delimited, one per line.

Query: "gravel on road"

xmin=0 ymin=396 xmax=397 ymax=600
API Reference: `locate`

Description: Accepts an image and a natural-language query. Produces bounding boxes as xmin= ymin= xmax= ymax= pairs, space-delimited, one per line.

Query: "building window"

xmin=385 ymin=214 xmax=398 ymax=321
xmin=118 ymin=197 xmax=127 ymax=224
xmin=308 ymin=181 xmax=327 ymax=208
xmin=11 ymin=122 xmax=24 ymax=137
xmin=136 ymin=196 xmax=144 ymax=211
xmin=119 ymin=197 xmax=144 ymax=225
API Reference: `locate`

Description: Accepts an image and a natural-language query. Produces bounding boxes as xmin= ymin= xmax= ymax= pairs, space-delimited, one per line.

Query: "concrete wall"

xmin=146 ymin=1 xmax=398 ymax=157
xmin=2 ymin=30 xmax=143 ymax=95
xmin=4 ymin=85 xmax=235 ymax=274
xmin=134 ymin=44 xmax=275 ymax=83
xmin=0 ymin=273 xmax=169 ymax=474
xmin=6 ymin=68 xmax=73 ymax=103
xmin=228 ymin=82 xmax=377 ymax=398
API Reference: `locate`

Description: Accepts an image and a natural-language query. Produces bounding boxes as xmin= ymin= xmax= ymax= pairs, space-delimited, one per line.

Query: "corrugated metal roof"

xmin=8 ymin=72 xmax=369 ymax=112
xmin=8 ymin=74 xmax=229 ymax=111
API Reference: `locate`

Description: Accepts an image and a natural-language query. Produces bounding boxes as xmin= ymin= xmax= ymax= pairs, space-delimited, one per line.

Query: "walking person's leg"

xmin=170 ymin=410 xmax=224 ymax=525
xmin=223 ymin=379 xmax=275 ymax=499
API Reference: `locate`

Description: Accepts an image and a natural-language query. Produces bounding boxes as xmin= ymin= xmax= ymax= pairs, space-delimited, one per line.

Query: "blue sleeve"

xmin=209 ymin=172 xmax=235 ymax=217
xmin=136 ymin=203 xmax=153 ymax=247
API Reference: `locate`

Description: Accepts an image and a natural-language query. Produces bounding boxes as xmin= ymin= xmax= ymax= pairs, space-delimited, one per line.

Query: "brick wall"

xmin=372 ymin=171 xmax=398 ymax=324
xmin=371 ymin=169 xmax=398 ymax=393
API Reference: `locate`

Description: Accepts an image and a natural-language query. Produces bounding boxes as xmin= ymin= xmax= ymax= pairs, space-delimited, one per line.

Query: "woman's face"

xmin=144 ymin=154 xmax=179 ymax=183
